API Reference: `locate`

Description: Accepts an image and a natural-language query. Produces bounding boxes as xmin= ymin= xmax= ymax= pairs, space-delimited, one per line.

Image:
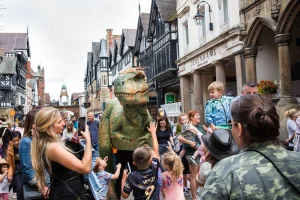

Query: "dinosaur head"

xmin=114 ymin=68 xmax=149 ymax=105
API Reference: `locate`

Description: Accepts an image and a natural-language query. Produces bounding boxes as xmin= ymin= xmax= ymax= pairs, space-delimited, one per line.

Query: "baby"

xmin=179 ymin=123 xmax=204 ymax=165
xmin=93 ymin=156 xmax=121 ymax=200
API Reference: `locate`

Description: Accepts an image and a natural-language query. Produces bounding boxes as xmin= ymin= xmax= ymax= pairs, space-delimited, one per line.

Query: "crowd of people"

xmin=0 ymin=80 xmax=298 ymax=200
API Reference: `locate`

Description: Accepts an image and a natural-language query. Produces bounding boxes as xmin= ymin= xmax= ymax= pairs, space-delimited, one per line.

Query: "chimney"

xmin=26 ymin=61 xmax=31 ymax=79
xmin=106 ymin=29 xmax=113 ymax=54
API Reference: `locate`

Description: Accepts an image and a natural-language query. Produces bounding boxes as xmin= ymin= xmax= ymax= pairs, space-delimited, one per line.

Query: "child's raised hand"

xmin=116 ymin=163 xmax=121 ymax=169
xmin=104 ymin=156 xmax=108 ymax=162
xmin=147 ymin=122 xmax=157 ymax=134
xmin=122 ymin=169 xmax=129 ymax=180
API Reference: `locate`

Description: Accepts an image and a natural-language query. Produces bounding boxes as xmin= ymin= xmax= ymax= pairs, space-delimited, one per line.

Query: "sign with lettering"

xmin=190 ymin=48 xmax=217 ymax=68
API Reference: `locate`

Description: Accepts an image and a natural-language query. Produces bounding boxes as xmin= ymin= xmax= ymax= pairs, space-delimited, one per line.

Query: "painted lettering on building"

xmin=190 ymin=49 xmax=217 ymax=67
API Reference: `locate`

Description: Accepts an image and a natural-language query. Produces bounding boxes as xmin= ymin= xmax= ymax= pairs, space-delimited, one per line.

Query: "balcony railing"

xmin=161 ymin=102 xmax=181 ymax=117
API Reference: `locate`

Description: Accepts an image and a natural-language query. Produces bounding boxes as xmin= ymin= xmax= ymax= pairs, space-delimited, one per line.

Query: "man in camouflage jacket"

xmin=201 ymin=142 xmax=300 ymax=199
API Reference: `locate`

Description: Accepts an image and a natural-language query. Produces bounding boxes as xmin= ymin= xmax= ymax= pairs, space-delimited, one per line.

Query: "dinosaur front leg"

xmin=111 ymin=131 xmax=132 ymax=144
xmin=137 ymin=132 xmax=151 ymax=147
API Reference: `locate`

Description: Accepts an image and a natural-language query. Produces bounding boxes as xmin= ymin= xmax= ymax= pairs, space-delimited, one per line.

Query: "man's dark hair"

xmin=243 ymin=82 xmax=258 ymax=88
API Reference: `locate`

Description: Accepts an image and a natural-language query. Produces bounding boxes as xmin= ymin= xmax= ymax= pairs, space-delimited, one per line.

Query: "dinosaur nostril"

xmin=122 ymin=82 xmax=125 ymax=86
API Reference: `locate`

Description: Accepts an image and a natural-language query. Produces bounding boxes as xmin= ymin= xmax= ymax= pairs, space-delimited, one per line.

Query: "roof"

xmin=71 ymin=93 xmax=82 ymax=101
xmin=0 ymin=57 xmax=17 ymax=74
xmin=92 ymin=42 xmax=100 ymax=66
xmin=0 ymin=33 xmax=30 ymax=57
xmin=156 ymin=0 xmax=177 ymax=22
xmin=99 ymin=39 xmax=108 ymax=58
xmin=87 ymin=52 xmax=93 ymax=71
xmin=122 ymin=29 xmax=137 ymax=47
xmin=140 ymin=13 xmax=150 ymax=34
xmin=62 ymin=84 xmax=67 ymax=89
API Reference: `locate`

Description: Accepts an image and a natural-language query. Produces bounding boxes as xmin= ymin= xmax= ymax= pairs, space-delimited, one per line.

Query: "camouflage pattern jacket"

xmin=201 ymin=142 xmax=300 ymax=199
xmin=205 ymin=96 xmax=234 ymax=126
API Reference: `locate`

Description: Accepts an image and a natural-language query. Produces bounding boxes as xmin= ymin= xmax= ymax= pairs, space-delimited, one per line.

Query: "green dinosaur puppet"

xmin=99 ymin=67 xmax=153 ymax=199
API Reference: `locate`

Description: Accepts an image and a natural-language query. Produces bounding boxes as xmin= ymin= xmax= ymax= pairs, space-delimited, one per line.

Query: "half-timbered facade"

xmin=147 ymin=0 xmax=178 ymax=108
xmin=0 ymin=32 xmax=30 ymax=121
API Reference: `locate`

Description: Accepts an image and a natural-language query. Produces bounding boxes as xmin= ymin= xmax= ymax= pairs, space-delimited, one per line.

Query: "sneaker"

xmin=183 ymin=188 xmax=190 ymax=196
xmin=13 ymin=193 xmax=17 ymax=199
xmin=189 ymin=157 xmax=197 ymax=165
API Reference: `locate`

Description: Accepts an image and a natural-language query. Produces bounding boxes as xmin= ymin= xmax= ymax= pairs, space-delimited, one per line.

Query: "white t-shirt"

xmin=0 ymin=176 xmax=9 ymax=194
xmin=287 ymin=119 xmax=297 ymax=147
xmin=62 ymin=128 xmax=77 ymax=141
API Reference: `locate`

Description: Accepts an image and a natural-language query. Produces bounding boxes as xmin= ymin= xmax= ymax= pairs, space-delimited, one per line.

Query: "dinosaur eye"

xmin=134 ymin=77 xmax=140 ymax=82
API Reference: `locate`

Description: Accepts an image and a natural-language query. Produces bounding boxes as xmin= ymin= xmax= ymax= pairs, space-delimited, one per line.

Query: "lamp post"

xmin=193 ymin=1 xmax=213 ymax=31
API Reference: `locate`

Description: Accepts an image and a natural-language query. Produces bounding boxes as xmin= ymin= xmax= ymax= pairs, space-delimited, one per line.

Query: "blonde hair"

xmin=93 ymin=157 xmax=101 ymax=173
xmin=285 ymin=108 xmax=298 ymax=118
xmin=178 ymin=113 xmax=187 ymax=121
xmin=295 ymin=110 xmax=300 ymax=118
xmin=162 ymin=151 xmax=183 ymax=180
xmin=31 ymin=107 xmax=64 ymax=191
xmin=208 ymin=81 xmax=224 ymax=92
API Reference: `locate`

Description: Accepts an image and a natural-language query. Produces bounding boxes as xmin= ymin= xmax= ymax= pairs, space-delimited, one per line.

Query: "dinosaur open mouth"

xmin=115 ymin=89 xmax=148 ymax=97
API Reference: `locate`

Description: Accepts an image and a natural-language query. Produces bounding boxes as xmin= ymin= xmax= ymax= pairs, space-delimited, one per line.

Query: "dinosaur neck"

xmin=123 ymin=104 xmax=147 ymax=113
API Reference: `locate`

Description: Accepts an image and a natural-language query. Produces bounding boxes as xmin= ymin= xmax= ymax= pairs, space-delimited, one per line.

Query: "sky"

xmin=0 ymin=0 xmax=152 ymax=100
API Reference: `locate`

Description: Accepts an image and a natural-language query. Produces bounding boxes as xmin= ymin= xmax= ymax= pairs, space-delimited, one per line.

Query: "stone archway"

xmin=245 ymin=17 xmax=277 ymax=47
xmin=243 ymin=17 xmax=277 ymax=82
xmin=276 ymin=0 xmax=300 ymax=34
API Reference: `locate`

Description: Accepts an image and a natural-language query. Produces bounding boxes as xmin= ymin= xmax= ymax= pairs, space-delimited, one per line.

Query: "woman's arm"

xmin=49 ymin=125 xmax=92 ymax=174
xmin=19 ymin=137 xmax=36 ymax=185
xmin=177 ymin=135 xmax=196 ymax=148
xmin=7 ymin=143 xmax=13 ymax=181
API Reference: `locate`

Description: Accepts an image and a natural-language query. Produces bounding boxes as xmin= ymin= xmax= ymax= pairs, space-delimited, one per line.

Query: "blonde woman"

xmin=31 ymin=107 xmax=92 ymax=200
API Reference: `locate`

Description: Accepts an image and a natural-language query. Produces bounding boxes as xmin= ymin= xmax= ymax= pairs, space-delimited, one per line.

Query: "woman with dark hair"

xmin=156 ymin=116 xmax=174 ymax=156
xmin=201 ymin=94 xmax=300 ymax=199
xmin=7 ymin=131 xmax=23 ymax=200
xmin=19 ymin=109 xmax=49 ymax=199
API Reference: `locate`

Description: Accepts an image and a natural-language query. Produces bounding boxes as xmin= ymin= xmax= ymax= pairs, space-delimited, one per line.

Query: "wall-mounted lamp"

xmin=193 ymin=1 xmax=213 ymax=31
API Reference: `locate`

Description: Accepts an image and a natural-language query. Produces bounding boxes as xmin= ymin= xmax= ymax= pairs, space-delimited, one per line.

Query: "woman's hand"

xmin=41 ymin=186 xmax=49 ymax=199
xmin=80 ymin=125 xmax=91 ymax=141
xmin=189 ymin=141 xmax=197 ymax=148
xmin=7 ymin=175 xmax=12 ymax=182
xmin=189 ymin=126 xmax=199 ymax=134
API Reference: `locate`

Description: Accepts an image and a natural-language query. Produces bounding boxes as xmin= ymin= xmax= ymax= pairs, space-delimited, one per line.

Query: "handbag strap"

xmin=245 ymin=149 xmax=300 ymax=194
xmin=52 ymin=174 xmax=81 ymax=200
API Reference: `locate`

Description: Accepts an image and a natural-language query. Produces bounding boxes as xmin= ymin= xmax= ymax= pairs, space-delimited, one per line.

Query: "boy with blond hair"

xmin=205 ymin=81 xmax=234 ymax=128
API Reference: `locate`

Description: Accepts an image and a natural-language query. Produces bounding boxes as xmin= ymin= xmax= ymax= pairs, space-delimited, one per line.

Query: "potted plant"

xmin=258 ymin=80 xmax=278 ymax=99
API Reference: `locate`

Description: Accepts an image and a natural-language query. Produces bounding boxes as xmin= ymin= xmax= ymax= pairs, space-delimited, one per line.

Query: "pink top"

xmin=162 ymin=171 xmax=184 ymax=200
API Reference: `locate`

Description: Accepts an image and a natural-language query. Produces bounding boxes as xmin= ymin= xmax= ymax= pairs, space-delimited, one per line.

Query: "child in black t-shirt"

xmin=121 ymin=122 xmax=159 ymax=200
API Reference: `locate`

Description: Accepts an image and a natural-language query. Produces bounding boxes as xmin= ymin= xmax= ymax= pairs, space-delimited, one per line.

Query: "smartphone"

xmin=77 ymin=117 xmax=86 ymax=136
xmin=126 ymin=162 xmax=132 ymax=173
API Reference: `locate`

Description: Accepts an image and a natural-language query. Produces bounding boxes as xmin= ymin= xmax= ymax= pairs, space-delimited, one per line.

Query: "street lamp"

xmin=193 ymin=1 xmax=213 ymax=31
